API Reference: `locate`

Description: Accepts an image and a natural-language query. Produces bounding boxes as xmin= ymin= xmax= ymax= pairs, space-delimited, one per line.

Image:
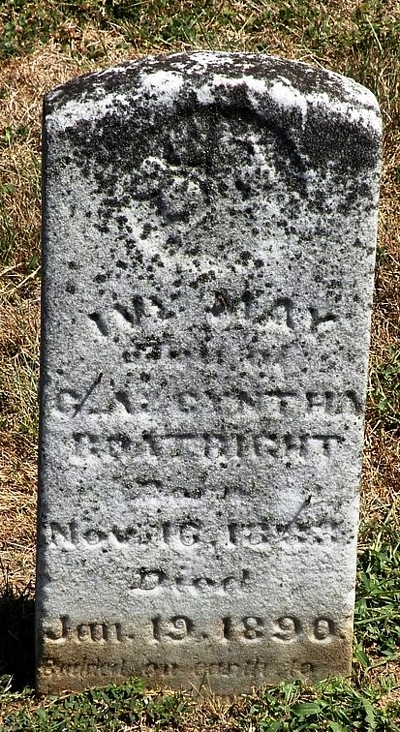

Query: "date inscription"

xmin=43 ymin=617 xmax=129 ymax=644
xmin=43 ymin=614 xmax=339 ymax=646
xmin=47 ymin=515 xmax=345 ymax=551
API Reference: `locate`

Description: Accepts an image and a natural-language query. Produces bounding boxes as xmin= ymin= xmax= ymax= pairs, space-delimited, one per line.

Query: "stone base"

xmin=37 ymin=617 xmax=352 ymax=694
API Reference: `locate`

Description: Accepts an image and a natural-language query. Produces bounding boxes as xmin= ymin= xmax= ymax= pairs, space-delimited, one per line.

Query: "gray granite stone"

xmin=36 ymin=51 xmax=381 ymax=695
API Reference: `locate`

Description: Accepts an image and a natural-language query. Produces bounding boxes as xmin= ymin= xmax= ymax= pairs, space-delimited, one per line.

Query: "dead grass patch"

xmin=0 ymin=35 xmax=136 ymax=588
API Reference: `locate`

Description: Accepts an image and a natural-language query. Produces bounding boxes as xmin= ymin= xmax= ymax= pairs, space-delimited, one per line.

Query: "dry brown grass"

xmin=0 ymin=35 xmax=134 ymax=589
xmin=360 ymin=120 xmax=400 ymax=518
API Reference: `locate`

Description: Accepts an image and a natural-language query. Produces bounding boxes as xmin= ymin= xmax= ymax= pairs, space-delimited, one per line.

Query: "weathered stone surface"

xmin=36 ymin=52 xmax=381 ymax=695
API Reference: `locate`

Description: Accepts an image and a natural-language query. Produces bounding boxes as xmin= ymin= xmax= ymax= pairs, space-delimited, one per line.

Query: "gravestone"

xmin=36 ymin=52 xmax=381 ymax=695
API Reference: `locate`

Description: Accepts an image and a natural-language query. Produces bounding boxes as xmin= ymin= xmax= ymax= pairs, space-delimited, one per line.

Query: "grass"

xmin=371 ymin=348 xmax=400 ymax=432
xmin=1 ymin=677 xmax=400 ymax=730
xmin=355 ymin=520 xmax=400 ymax=665
xmin=0 ymin=0 xmax=400 ymax=728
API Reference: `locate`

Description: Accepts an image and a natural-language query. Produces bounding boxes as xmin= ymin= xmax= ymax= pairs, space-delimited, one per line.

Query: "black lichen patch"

xmin=45 ymin=52 xmax=379 ymax=119
xmin=43 ymin=48 xmax=381 ymax=316
xmin=45 ymin=54 xmax=380 ymax=230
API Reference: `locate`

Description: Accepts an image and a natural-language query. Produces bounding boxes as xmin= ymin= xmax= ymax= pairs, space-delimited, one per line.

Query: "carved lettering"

xmin=309 ymin=308 xmax=337 ymax=332
xmin=39 ymin=659 xmax=134 ymax=678
xmin=162 ymin=521 xmax=200 ymax=546
xmin=56 ymin=385 xmax=362 ymax=420
xmin=56 ymin=388 xmax=81 ymax=413
xmin=42 ymin=614 xmax=341 ymax=650
xmin=89 ymin=301 xmax=141 ymax=336
xmin=313 ymin=617 xmax=336 ymax=641
xmin=129 ymin=568 xmax=250 ymax=593
xmin=157 ymin=432 xmax=343 ymax=460
xmin=176 ymin=390 xmax=199 ymax=412
xmin=47 ymin=520 xmax=166 ymax=548
xmin=193 ymin=660 xmax=280 ymax=677
xmin=145 ymin=662 xmax=178 ymax=675
xmin=306 ymin=390 xmax=363 ymax=415
xmin=308 ymin=434 xmax=343 ymax=456
xmin=152 ymin=616 xmax=192 ymax=642
xmin=47 ymin=516 xmax=345 ymax=551
xmin=68 ymin=430 xmax=343 ymax=462
xmin=221 ymin=615 xmax=339 ymax=644
xmin=228 ymin=517 xmax=345 ymax=546
xmin=130 ymin=569 xmax=166 ymax=591
xmin=71 ymin=432 xmax=132 ymax=459
xmin=43 ymin=616 xmax=126 ymax=644
xmin=87 ymin=297 xmax=335 ymax=340
xmin=284 ymin=434 xmax=308 ymax=457
xmin=41 ymin=657 xmax=328 ymax=681
xmin=264 ymin=390 xmax=297 ymax=414
xmin=272 ymin=616 xmax=300 ymax=641
xmin=267 ymin=297 xmax=294 ymax=329
xmin=222 ymin=616 xmax=265 ymax=641
xmin=49 ymin=521 xmax=78 ymax=548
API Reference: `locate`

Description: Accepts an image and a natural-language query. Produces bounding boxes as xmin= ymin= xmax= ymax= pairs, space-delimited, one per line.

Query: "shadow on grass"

xmin=0 ymin=578 xmax=35 ymax=690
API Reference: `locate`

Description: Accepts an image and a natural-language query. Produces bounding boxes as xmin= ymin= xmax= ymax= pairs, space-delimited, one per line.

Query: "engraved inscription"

xmin=306 ymin=390 xmax=362 ymax=415
xmin=88 ymin=300 xmax=143 ymax=336
xmin=145 ymin=662 xmax=179 ymax=676
xmin=38 ymin=659 xmax=139 ymax=679
xmin=72 ymin=432 xmax=132 ymax=459
xmin=69 ymin=430 xmax=344 ymax=462
xmin=228 ymin=517 xmax=345 ymax=546
xmin=130 ymin=568 xmax=250 ymax=593
xmin=48 ymin=519 xmax=207 ymax=549
xmin=47 ymin=516 xmax=346 ymax=550
xmin=152 ymin=616 xmax=193 ymax=642
xmin=56 ymin=386 xmax=363 ymax=418
xmin=38 ymin=657 xmax=328 ymax=681
xmin=221 ymin=615 xmax=339 ymax=643
xmin=87 ymin=296 xmax=338 ymax=337
xmin=223 ymin=616 xmax=264 ymax=641
xmin=43 ymin=616 xmax=128 ymax=644
xmin=308 ymin=308 xmax=337 ymax=332
xmin=163 ymin=521 xmax=200 ymax=546
xmin=153 ymin=431 xmax=344 ymax=459
xmin=42 ymin=615 xmax=340 ymax=647
xmin=313 ymin=617 xmax=336 ymax=641
xmin=272 ymin=616 xmax=300 ymax=641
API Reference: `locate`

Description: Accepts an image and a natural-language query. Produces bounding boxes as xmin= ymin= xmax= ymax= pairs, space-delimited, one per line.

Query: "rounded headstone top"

xmin=45 ymin=51 xmax=380 ymax=137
